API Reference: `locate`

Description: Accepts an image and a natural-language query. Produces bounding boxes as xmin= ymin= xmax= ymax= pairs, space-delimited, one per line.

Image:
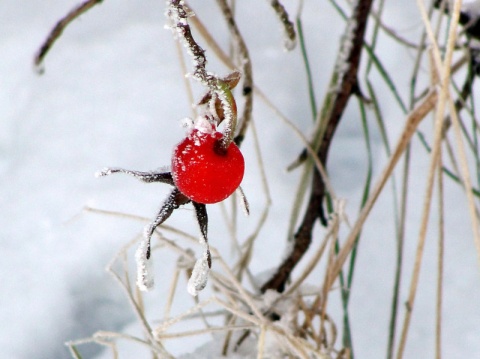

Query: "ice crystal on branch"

xmin=187 ymin=245 xmax=211 ymax=296
xmin=166 ymin=0 xmax=238 ymax=150
xmin=135 ymin=233 xmax=155 ymax=291
xmin=166 ymin=0 xmax=215 ymax=88
xmin=333 ymin=16 xmax=357 ymax=92
xmin=269 ymin=0 xmax=297 ymax=51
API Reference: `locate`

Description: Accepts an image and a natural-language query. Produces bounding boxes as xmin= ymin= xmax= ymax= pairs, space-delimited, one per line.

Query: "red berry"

xmin=171 ymin=129 xmax=245 ymax=204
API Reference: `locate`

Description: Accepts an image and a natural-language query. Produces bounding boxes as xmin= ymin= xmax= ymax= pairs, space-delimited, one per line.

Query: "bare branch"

xmin=261 ymin=0 xmax=374 ymax=293
xmin=34 ymin=0 xmax=104 ymax=70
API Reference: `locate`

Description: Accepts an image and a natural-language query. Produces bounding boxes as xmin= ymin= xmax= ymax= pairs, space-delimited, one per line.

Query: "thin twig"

xmin=435 ymin=149 xmax=445 ymax=359
xmin=215 ymin=0 xmax=254 ymax=146
xmin=329 ymin=88 xmax=438 ymax=291
xmin=448 ymin=89 xmax=480 ymax=268
xmin=34 ymin=0 xmax=104 ymax=70
xmin=269 ymin=0 xmax=297 ymax=50
xmin=233 ymin=118 xmax=272 ymax=285
xmin=396 ymin=0 xmax=462 ymax=357
xmin=158 ymin=324 xmax=257 ymax=339
xmin=164 ymin=269 xmax=181 ymax=320
xmin=257 ymin=325 xmax=267 ymax=359
xmin=107 ymin=245 xmax=172 ymax=357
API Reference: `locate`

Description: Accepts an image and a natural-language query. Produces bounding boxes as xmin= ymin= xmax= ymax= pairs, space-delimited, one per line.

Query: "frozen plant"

xmin=96 ymin=0 xmax=247 ymax=293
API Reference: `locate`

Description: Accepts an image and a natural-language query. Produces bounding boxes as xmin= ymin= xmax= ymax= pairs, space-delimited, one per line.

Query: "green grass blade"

xmin=296 ymin=17 xmax=317 ymax=121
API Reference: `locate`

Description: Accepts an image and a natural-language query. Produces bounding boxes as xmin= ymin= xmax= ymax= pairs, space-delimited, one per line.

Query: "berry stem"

xmin=214 ymin=0 xmax=253 ymax=147
xmin=215 ymin=79 xmax=237 ymax=149
xmin=167 ymin=0 xmax=238 ymax=149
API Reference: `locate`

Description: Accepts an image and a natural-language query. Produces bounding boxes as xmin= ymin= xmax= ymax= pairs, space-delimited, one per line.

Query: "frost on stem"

xmin=333 ymin=12 xmax=358 ymax=92
xmin=269 ymin=0 xmax=297 ymax=51
xmin=135 ymin=234 xmax=155 ymax=291
xmin=193 ymin=115 xmax=215 ymax=134
xmin=134 ymin=189 xmax=188 ymax=291
xmin=183 ymin=201 xmax=212 ymax=296
xmin=187 ymin=244 xmax=211 ymax=296
xmin=166 ymin=0 xmax=214 ymax=88
xmin=236 ymin=186 xmax=250 ymax=216
xmin=215 ymin=80 xmax=237 ymax=149
xmin=166 ymin=0 xmax=238 ymax=150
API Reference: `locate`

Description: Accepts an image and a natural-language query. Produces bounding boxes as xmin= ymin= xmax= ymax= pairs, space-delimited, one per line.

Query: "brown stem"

xmin=261 ymin=0 xmax=374 ymax=293
xmin=215 ymin=0 xmax=253 ymax=147
xmin=34 ymin=0 xmax=104 ymax=70
xmin=270 ymin=0 xmax=297 ymax=50
xmin=168 ymin=0 xmax=215 ymax=88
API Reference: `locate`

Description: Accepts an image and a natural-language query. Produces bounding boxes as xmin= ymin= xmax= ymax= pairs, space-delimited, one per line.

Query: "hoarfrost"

xmin=187 ymin=246 xmax=210 ymax=296
xmin=261 ymin=289 xmax=296 ymax=326
xmin=277 ymin=296 xmax=298 ymax=333
xmin=135 ymin=234 xmax=154 ymax=291
xmin=193 ymin=116 xmax=215 ymax=134
xmin=283 ymin=36 xmax=297 ymax=52
xmin=262 ymin=288 xmax=282 ymax=308
xmin=332 ymin=13 xmax=357 ymax=93
xmin=269 ymin=0 xmax=297 ymax=51
xmin=180 ymin=117 xmax=194 ymax=131
xmin=216 ymin=88 xmax=233 ymax=129
xmin=94 ymin=167 xmax=112 ymax=178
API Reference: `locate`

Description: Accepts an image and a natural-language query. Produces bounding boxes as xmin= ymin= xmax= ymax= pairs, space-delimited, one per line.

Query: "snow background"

xmin=1 ymin=0 xmax=479 ymax=358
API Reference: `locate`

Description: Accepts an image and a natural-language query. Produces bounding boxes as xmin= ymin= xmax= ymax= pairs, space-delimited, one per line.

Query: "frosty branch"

xmin=269 ymin=0 xmax=297 ymax=50
xmin=167 ymin=0 xmax=239 ymax=149
xmin=214 ymin=0 xmax=254 ymax=147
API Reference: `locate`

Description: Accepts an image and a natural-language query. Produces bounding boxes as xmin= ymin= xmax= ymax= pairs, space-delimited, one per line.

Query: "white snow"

xmin=1 ymin=0 xmax=479 ymax=358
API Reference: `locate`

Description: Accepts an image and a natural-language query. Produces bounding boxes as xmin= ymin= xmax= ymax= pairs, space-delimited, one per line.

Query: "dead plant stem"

xmin=395 ymin=1 xmax=462 ymax=357
xmin=328 ymin=88 xmax=438 ymax=289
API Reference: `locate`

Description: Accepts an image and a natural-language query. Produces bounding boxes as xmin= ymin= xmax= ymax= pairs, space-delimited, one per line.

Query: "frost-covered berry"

xmin=172 ymin=129 xmax=244 ymax=204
